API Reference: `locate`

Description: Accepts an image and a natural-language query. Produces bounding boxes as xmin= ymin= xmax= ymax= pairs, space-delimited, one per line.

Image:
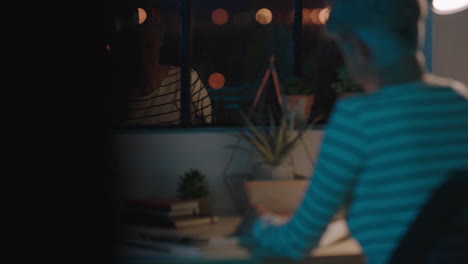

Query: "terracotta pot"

xmin=285 ymin=95 xmax=314 ymax=127
xmin=243 ymin=180 xmax=309 ymax=215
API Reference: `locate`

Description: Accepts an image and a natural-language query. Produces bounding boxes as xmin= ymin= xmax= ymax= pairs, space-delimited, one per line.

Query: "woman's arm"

xmin=251 ymin=99 xmax=365 ymax=260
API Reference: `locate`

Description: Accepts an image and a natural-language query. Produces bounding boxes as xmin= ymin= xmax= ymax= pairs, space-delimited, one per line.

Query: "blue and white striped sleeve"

xmin=250 ymin=99 xmax=365 ymax=260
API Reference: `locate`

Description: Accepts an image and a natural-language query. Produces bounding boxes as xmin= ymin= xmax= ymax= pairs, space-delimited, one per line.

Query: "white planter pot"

xmin=252 ymin=163 xmax=295 ymax=180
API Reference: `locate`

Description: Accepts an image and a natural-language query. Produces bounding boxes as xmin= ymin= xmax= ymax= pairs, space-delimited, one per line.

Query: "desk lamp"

xmin=432 ymin=0 xmax=468 ymax=14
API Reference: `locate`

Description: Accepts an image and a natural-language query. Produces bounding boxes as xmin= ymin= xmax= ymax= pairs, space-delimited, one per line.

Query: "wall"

xmin=113 ymin=128 xmax=324 ymax=215
xmin=432 ymin=9 xmax=468 ymax=85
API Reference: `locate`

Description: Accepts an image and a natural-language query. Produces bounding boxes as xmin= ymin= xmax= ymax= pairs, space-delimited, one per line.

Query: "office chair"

xmin=388 ymin=168 xmax=468 ymax=264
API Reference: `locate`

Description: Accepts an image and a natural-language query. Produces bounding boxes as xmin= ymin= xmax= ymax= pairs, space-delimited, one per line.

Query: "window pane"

xmin=191 ymin=0 xmax=295 ymax=126
xmin=110 ymin=0 xmax=353 ymax=128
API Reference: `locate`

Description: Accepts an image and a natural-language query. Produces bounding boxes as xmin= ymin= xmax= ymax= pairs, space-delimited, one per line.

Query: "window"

xmin=110 ymin=0 xmax=346 ymax=128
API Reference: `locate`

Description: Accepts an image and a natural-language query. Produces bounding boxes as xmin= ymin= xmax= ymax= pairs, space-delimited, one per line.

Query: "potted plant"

xmin=226 ymin=111 xmax=322 ymax=215
xmin=232 ymin=111 xmax=318 ymax=180
xmin=177 ymin=169 xmax=211 ymax=216
xmin=331 ymin=66 xmax=362 ymax=97
xmin=283 ymin=77 xmax=315 ymax=96
xmin=283 ymin=77 xmax=315 ymax=128
xmin=228 ymin=111 xmax=322 ymax=215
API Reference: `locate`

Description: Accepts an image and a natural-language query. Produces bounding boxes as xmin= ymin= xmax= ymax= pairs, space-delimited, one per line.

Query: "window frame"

xmin=117 ymin=0 xmax=433 ymax=129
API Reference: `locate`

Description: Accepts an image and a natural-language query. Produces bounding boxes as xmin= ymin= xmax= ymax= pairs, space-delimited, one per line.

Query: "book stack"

xmin=122 ymin=197 xmax=219 ymax=229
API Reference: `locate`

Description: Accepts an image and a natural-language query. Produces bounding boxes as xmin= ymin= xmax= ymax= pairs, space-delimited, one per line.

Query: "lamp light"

xmin=433 ymin=0 xmax=468 ymax=15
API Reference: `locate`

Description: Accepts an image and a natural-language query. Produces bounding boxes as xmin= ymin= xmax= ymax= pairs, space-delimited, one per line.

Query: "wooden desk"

xmin=119 ymin=216 xmax=364 ymax=264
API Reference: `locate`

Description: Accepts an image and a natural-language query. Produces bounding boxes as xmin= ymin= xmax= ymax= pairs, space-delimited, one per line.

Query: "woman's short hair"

xmin=326 ymin=0 xmax=427 ymax=52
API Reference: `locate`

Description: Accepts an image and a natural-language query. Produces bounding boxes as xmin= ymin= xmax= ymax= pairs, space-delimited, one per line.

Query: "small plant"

xmin=283 ymin=77 xmax=315 ymax=95
xmin=331 ymin=66 xmax=361 ymax=94
xmin=177 ymin=169 xmax=209 ymax=200
xmin=231 ymin=111 xmax=320 ymax=166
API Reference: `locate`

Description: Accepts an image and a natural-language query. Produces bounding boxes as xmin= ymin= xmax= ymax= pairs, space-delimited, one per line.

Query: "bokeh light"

xmin=319 ymin=7 xmax=331 ymax=24
xmin=106 ymin=44 xmax=111 ymax=51
xmin=302 ymin=8 xmax=312 ymax=24
xmin=212 ymin=8 xmax=229 ymax=25
xmin=208 ymin=73 xmax=225 ymax=90
xmin=138 ymin=8 xmax=147 ymax=24
xmin=310 ymin=8 xmax=322 ymax=25
xmin=256 ymin=8 xmax=273 ymax=25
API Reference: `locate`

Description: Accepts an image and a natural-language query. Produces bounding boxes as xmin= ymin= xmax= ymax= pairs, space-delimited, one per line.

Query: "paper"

xmin=317 ymin=219 xmax=350 ymax=248
xmin=205 ymin=237 xmax=239 ymax=248
xmin=116 ymin=238 xmax=203 ymax=258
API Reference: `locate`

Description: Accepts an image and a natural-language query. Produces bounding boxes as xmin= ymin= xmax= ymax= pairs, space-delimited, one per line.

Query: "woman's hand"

xmin=252 ymin=204 xmax=270 ymax=216
xmin=253 ymin=204 xmax=290 ymax=226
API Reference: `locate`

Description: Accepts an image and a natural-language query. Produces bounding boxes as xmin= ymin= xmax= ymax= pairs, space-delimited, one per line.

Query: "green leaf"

xmin=239 ymin=111 xmax=274 ymax=155
xmin=239 ymin=130 xmax=275 ymax=162
xmin=275 ymin=117 xmax=287 ymax=158
xmin=233 ymin=109 xmax=322 ymax=166
xmin=177 ymin=169 xmax=209 ymax=199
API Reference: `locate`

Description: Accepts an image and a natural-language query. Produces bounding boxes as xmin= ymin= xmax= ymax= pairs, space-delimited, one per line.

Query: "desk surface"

xmin=120 ymin=216 xmax=364 ymax=263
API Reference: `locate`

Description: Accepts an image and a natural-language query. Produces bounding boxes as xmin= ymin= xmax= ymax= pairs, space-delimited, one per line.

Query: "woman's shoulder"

xmin=164 ymin=65 xmax=201 ymax=79
xmin=163 ymin=65 xmax=203 ymax=88
xmin=334 ymin=93 xmax=369 ymax=113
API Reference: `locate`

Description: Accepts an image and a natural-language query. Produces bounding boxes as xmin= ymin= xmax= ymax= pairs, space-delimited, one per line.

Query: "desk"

xmin=119 ymin=216 xmax=364 ymax=264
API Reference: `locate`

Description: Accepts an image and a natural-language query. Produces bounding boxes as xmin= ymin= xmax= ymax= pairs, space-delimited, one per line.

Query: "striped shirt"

xmin=127 ymin=66 xmax=212 ymax=127
xmin=251 ymin=74 xmax=468 ymax=264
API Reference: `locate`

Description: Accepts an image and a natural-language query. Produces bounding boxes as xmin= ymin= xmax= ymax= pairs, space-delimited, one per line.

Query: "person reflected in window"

xmin=127 ymin=6 xmax=212 ymax=127
xmin=243 ymin=1 xmax=468 ymax=264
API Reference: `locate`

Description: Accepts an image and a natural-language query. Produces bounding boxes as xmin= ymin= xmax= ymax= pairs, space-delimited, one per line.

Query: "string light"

xmin=302 ymin=9 xmax=312 ymax=24
xmin=318 ymin=7 xmax=331 ymax=24
xmin=256 ymin=8 xmax=273 ymax=25
xmin=208 ymin=73 xmax=226 ymax=90
xmin=138 ymin=8 xmax=147 ymax=24
xmin=310 ymin=8 xmax=322 ymax=25
xmin=212 ymin=8 xmax=229 ymax=25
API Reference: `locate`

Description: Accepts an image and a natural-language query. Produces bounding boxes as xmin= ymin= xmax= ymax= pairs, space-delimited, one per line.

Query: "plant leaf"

xmin=266 ymin=110 xmax=278 ymax=153
xmin=239 ymin=111 xmax=274 ymax=155
xmin=289 ymin=112 xmax=295 ymax=133
xmin=275 ymin=116 xmax=287 ymax=159
xmin=239 ymin=130 xmax=275 ymax=163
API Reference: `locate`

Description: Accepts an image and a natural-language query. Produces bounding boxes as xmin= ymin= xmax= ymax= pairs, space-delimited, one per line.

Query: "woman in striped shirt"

xmin=126 ymin=5 xmax=212 ymax=127
xmin=127 ymin=65 xmax=212 ymax=127
xmin=248 ymin=1 xmax=468 ymax=264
